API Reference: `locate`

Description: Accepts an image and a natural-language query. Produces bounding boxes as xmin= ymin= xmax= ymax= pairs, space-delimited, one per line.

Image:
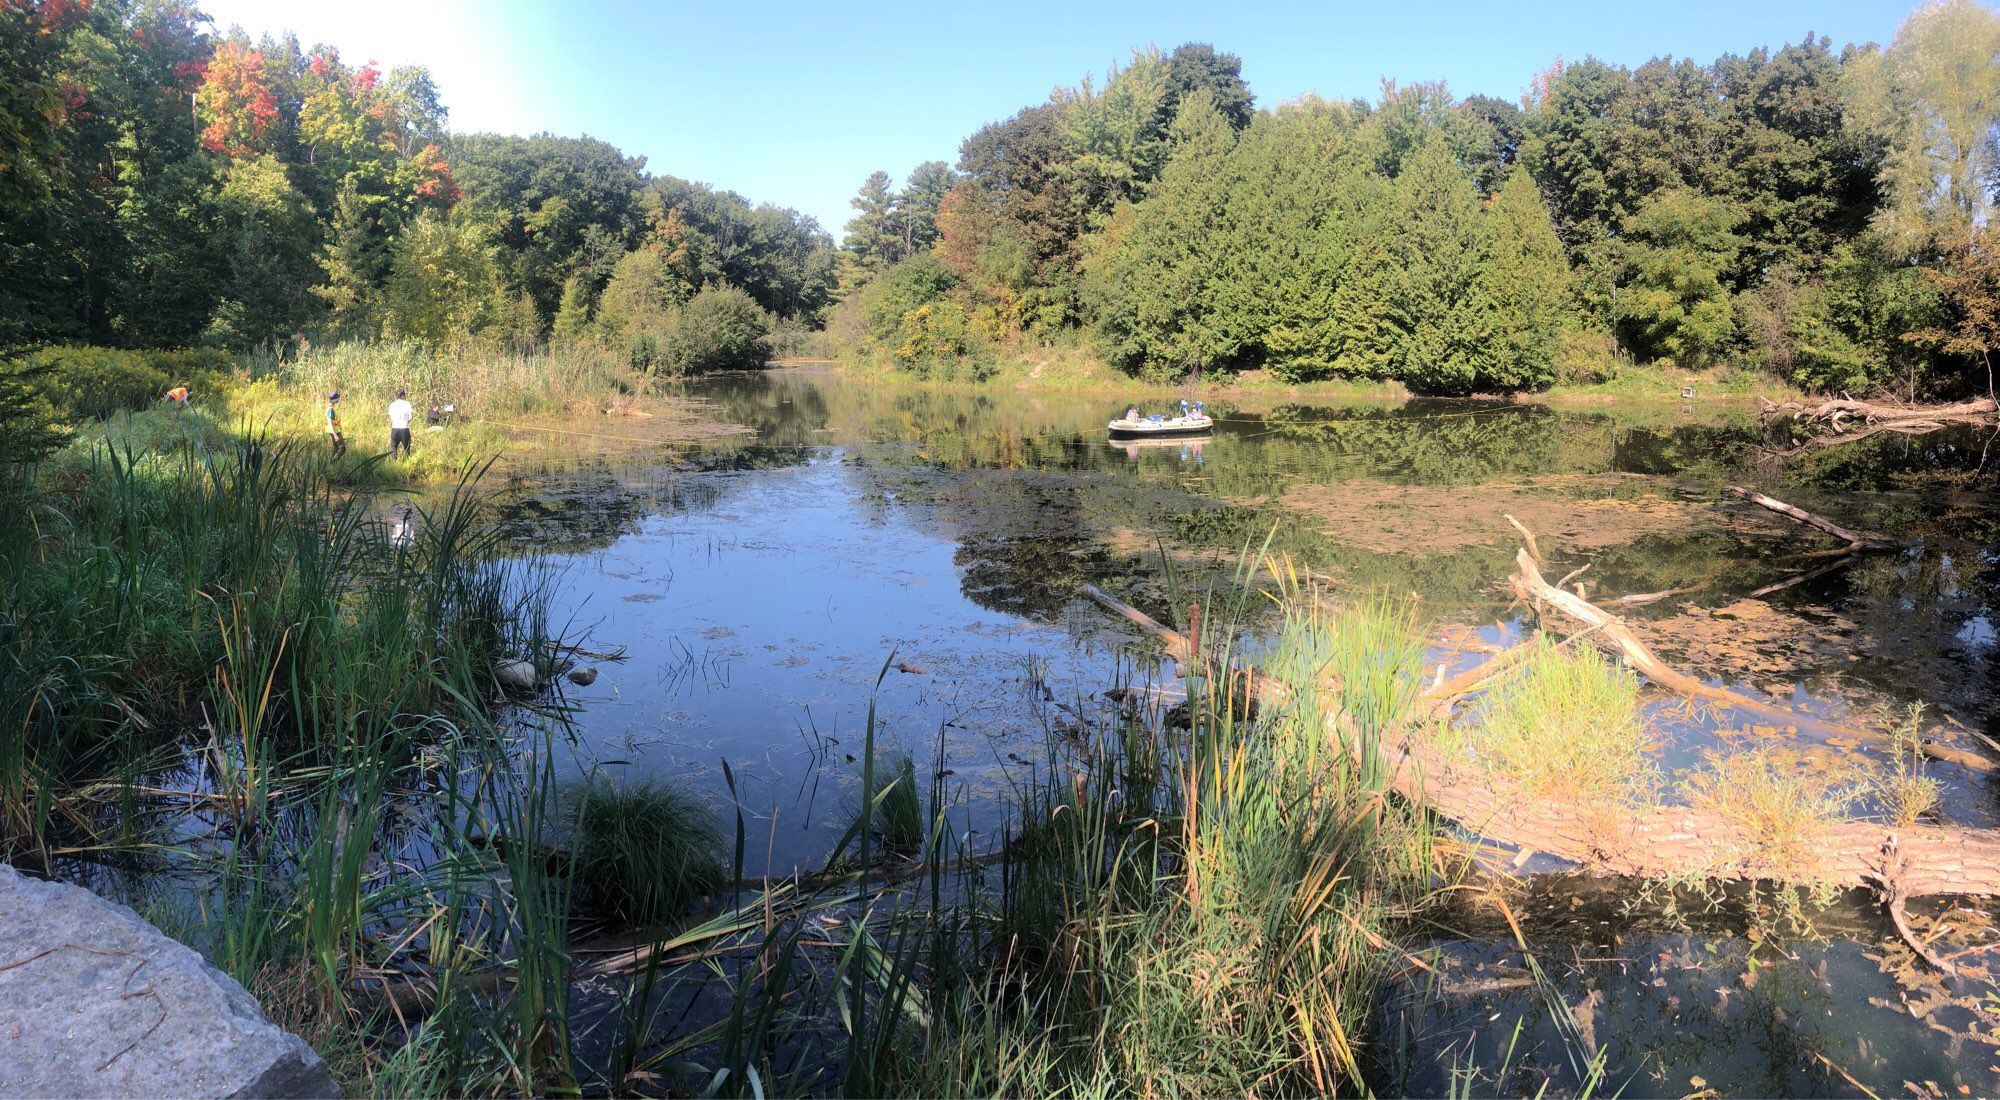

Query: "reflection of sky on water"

xmin=522 ymin=455 xmax=1155 ymax=874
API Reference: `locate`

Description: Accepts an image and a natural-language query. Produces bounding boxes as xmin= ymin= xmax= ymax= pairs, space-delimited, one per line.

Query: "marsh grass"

xmin=560 ymin=775 xmax=726 ymax=925
xmin=0 ymin=427 xmax=604 ymax=1093
xmin=6 ymin=424 xmax=1463 ymax=1097
xmin=1683 ymin=746 xmax=1859 ymax=881
xmin=1873 ymin=704 xmax=1943 ymax=828
xmin=1466 ymin=637 xmax=1654 ymax=803
xmin=269 ymin=339 xmax=639 ymax=420
xmin=863 ymin=586 xmax=1447 ymax=1097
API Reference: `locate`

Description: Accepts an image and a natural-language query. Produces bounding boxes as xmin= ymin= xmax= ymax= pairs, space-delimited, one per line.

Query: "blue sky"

xmin=198 ymin=0 xmax=1914 ymax=238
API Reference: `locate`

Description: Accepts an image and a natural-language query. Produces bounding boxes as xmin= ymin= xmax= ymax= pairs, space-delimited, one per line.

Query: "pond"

xmin=490 ymin=366 xmax=1999 ymax=1094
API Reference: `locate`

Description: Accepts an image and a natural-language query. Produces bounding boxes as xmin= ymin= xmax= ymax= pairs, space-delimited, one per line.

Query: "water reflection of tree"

xmin=488 ymin=470 xmax=721 ymax=557
xmin=1774 ymin=423 xmax=2000 ymax=493
xmin=955 ymin=533 xmax=1120 ymax=620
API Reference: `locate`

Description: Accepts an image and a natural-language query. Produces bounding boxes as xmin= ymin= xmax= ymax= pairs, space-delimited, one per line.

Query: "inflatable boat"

xmin=1108 ymin=413 xmax=1214 ymax=440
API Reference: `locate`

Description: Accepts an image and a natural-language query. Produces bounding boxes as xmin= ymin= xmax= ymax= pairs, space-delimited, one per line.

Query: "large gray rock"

xmin=0 ymin=864 xmax=340 ymax=1098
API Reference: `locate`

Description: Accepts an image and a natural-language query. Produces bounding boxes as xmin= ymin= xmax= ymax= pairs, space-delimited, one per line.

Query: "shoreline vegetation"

xmin=3 ymin=0 xmax=2000 ymax=1095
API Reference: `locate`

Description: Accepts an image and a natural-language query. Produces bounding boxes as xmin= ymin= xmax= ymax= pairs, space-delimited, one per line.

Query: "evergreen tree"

xmin=209 ymin=155 xmax=321 ymax=348
xmin=315 ymin=178 xmax=391 ymax=337
xmin=551 ymin=274 xmax=595 ymax=342
xmin=843 ymin=170 xmax=899 ymax=269
xmin=1330 ymin=234 xmax=1401 ymax=378
xmin=1085 ymin=91 xmax=1239 ymax=381
xmin=1226 ymin=104 xmax=1367 ymax=381
xmin=1385 ymin=136 xmax=1497 ymax=393
xmin=1482 ymin=165 xmax=1571 ymax=388
xmin=893 ymin=161 xmax=957 ymax=257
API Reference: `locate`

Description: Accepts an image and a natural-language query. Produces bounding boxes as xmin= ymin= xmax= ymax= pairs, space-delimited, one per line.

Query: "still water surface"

xmin=494 ymin=367 xmax=1999 ymax=1095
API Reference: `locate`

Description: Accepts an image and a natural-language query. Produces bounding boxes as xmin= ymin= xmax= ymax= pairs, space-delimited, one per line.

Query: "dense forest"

xmin=0 ymin=0 xmax=837 ymax=365
xmin=835 ymin=7 xmax=2000 ymax=395
xmin=2 ymin=0 xmax=1998 ymax=403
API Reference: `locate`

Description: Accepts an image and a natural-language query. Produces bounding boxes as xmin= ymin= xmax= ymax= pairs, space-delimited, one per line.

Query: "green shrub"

xmin=894 ymin=300 xmax=991 ymax=380
xmin=660 ymin=285 xmax=771 ymax=374
xmin=32 ymin=347 xmax=170 ymax=420
xmin=24 ymin=346 xmax=239 ymax=422
xmin=0 ymin=357 xmax=62 ymax=467
xmin=858 ymin=253 xmax=958 ymax=345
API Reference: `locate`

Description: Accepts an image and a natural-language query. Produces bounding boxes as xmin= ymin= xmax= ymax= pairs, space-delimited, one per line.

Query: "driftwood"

xmin=1078 ymin=578 xmax=2000 ymax=898
xmin=1760 ymin=396 xmax=1998 ymax=454
xmin=1725 ymin=486 xmax=1904 ymax=552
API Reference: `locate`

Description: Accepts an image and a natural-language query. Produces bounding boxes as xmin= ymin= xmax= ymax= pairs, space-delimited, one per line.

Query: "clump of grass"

xmin=561 ymin=776 xmax=726 ymax=925
xmin=893 ymin=593 xmax=1444 ymax=1097
xmin=869 ymin=753 xmax=924 ymax=854
xmin=1872 ymin=703 xmax=1943 ymax=827
xmin=1470 ymin=637 xmax=1653 ymax=803
xmin=1682 ymin=746 xmax=1858 ymax=880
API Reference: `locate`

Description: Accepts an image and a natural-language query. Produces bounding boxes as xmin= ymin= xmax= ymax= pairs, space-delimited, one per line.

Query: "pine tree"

xmin=1482 ymin=165 xmax=1571 ymax=388
xmin=314 ymin=179 xmax=390 ymax=337
xmin=1084 ymin=90 xmax=1239 ymax=380
xmin=551 ymin=274 xmax=595 ymax=343
xmin=1330 ymin=233 xmax=1401 ymax=378
xmin=1386 ymin=136 xmax=1498 ymax=392
xmin=843 ymin=171 xmax=899 ymax=270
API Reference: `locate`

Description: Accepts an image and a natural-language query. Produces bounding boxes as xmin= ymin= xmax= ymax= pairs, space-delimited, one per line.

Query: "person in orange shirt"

xmin=165 ymin=383 xmax=191 ymax=406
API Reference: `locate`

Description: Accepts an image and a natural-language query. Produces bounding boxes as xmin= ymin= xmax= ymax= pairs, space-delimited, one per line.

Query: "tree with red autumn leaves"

xmin=194 ymin=40 xmax=277 ymax=156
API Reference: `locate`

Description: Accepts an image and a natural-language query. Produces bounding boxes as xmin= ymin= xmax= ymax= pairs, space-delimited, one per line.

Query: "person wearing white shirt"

xmin=388 ymin=389 xmax=414 ymax=458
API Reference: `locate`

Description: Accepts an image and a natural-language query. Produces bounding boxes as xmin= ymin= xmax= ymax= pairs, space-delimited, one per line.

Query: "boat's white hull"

xmin=1108 ymin=416 xmax=1213 ymax=439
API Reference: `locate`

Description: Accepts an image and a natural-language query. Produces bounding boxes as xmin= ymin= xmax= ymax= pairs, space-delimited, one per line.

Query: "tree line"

xmin=834 ymin=10 xmax=2000 ymax=395
xmin=0 ymin=0 xmax=839 ymax=362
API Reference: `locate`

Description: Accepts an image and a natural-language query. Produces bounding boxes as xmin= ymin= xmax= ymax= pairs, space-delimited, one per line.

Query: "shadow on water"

xmin=471 ymin=366 xmax=1999 ymax=1090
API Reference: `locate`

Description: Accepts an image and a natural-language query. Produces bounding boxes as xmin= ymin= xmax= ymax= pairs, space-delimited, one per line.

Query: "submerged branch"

xmin=1724 ymin=486 xmax=1905 ymax=552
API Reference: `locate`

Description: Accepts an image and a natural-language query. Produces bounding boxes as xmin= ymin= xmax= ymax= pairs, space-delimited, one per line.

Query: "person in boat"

xmin=1124 ymin=405 xmax=1141 ymax=422
xmin=1193 ymin=400 xmax=1206 ymax=420
xmin=1178 ymin=399 xmax=1190 ymax=419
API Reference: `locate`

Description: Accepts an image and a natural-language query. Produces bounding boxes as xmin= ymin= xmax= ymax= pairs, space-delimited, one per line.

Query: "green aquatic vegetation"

xmin=1872 ymin=703 xmax=1943 ymax=828
xmin=560 ymin=775 xmax=726 ymax=925
xmin=1467 ymin=637 xmax=1654 ymax=804
xmin=885 ymin=596 xmax=1444 ymax=1097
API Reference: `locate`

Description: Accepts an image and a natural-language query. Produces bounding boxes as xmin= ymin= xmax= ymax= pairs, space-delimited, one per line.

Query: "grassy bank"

xmin=822 ymin=344 xmax=1802 ymax=409
xmin=23 ymin=340 xmax=744 ymax=490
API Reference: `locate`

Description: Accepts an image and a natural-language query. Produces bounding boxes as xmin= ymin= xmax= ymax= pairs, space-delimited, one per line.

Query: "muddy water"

xmin=491 ymin=366 xmax=1999 ymax=1094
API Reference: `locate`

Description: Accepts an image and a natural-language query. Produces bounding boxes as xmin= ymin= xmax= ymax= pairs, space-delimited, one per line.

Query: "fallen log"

xmin=1744 ymin=553 xmax=1866 ymax=600
xmin=1760 ymin=396 xmax=1998 ymax=455
xmin=1080 ymin=580 xmax=2000 ymax=898
xmin=1724 ymin=486 xmax=1904 ymax=552
xmin=1761 ymin=396 xmax=1998 ymax=427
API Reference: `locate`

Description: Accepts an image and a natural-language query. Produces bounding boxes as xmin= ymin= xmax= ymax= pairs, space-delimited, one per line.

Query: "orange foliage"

xmin=196 ymin=41 xmax=276 ymax=156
